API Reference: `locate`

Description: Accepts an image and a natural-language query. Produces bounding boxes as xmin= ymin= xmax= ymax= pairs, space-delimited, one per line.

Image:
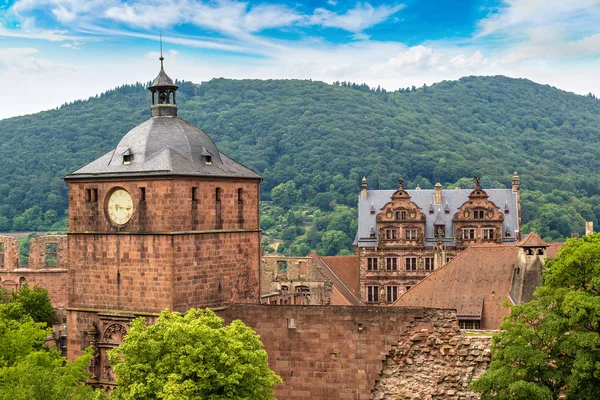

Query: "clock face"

xmin=107 ymin=189 xmax=134 ymax=225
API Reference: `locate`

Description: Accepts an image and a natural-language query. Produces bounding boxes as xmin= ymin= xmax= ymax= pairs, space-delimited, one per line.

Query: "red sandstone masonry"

xmin=68 ymin=178 xmax=259 ymax=233
xmin=0 ymin=235 xmax=69 ymax=308
xmin=218 ymin=304 xmax=439 ymax=400
xmin=66 ymin=177 xmax=261 ymax=359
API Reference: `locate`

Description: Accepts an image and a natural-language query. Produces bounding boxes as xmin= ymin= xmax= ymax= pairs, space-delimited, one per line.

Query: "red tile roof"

xmin=309 ymin=254 xmax=363 ymax=306
xmin=392 ymin=244 xmax=520 ymax=329
xmin=546 ymin=242 xmax=564 ymax=259
xmin=518 ymin=232 xmax=548 ymax=247
xmin=320 ymin=256 xmax=360 ymax=297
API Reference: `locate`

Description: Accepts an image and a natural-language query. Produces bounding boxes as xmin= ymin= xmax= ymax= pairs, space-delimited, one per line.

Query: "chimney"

xmin=586 ymin=221 xmax=594 ymax=236
xmin=434 ymin=182 xmax=442 ymax=205
xmin=361 ymin=176 xmax=368 ymax=199
xmin=512 ymin=171 xmax=522 ymax=233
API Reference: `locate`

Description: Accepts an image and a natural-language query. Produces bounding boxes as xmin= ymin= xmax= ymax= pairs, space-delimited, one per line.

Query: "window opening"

xmin=387 ymin=286 xmax=398 ymax=302
xmin=278 ymin=261 xmax=288 ymax=273
xmin=215 ymin=188 xmax=222 ymax=229
xmin=473 ymin=210 xmax=485 ymax=219
xmin=367 ymin=285 xmax=379 ymax=302
xmin=463 ymin=228 xmax=476 ymax=240
xmin=459 ymin=320 xmax=481 ymax=329
xmin=483 ymin=228 xmax=494 ymax=240
xmin=424 ymin=257 xmax=434 ymax=271
xmin=386 ymin=257 xmax=397 ymax=271
xmin=45 ymin=243 xmax=58 ymax=267
xmin=367 ymin=257 xmax=378 ymax=271
xmin=405 ymin=257 xmax=417 ymax=271
xmin=405 ymin=229 xmax=417 ymax=240
xmin=237 ymin=188 xmax=243 ymax=226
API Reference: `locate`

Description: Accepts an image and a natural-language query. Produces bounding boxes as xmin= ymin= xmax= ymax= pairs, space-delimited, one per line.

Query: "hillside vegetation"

xmin=0 ymin=76 xmax=599 ymax=253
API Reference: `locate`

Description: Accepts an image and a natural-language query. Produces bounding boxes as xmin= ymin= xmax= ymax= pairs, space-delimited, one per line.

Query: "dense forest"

xmin=0 ymin=76 xmax=599 ymax=255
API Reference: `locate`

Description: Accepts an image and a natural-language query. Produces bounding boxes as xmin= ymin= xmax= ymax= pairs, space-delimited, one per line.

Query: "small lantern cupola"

xmin=149 ymin=37 xmax=178 ymax=118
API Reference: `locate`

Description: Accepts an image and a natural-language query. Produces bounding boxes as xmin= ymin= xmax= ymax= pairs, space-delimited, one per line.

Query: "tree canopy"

xmin=0 ymin=298 xmax=104 ymax=399
xmin=471 ymin=233 xmax=600 ymax=399
xmin=108 ymin=308 xmax=281 ymax=400
xmin=6 ymin=283 xmax=56 ymax=327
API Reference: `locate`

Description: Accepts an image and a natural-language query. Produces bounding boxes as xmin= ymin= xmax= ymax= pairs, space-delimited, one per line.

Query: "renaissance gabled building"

xmin=354 ymin=174 xmax=521 ymax=304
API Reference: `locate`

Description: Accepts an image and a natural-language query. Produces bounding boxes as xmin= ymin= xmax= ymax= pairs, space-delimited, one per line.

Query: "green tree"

xmin=471 ymin=234 xmax=600 ymax=399
xmin=0 ymin=349 xmax=104 ymax=400
xmin=108 ymin=308 xmax=281 ymax=400
xmin=11 ymin=284 xmax=56 ymax=327
xmin=0 ymin=302 xmax=104 ymax=400
xmin=270 ymin=181 xmax=300 ymax=209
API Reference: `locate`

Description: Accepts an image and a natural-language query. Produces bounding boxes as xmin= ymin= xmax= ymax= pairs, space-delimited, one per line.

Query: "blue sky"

xmin=0 ymin=0 xmax=599 ymax=119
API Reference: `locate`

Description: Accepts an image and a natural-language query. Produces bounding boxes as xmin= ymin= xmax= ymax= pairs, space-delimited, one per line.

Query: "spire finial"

xmin=159 ymin=33 xmax=164 ymax=70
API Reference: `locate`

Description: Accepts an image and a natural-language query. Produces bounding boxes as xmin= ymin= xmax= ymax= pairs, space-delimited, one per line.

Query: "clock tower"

xmin=63 ymin=57 xmax=262 ymax=379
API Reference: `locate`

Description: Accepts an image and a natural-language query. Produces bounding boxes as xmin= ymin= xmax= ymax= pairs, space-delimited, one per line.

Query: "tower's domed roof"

xmin=66 ymin=56 xmax=260 ymax=181
xmin=66 ymin=116 xmax=260 ymax=179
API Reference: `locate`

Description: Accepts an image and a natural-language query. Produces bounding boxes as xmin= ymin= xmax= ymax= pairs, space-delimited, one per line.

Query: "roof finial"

xmin=159 ymin=32 xmax=164 ymax=70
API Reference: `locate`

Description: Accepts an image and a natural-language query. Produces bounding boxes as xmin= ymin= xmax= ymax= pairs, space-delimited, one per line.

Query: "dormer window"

xmin=122 ymin=149 xmax=133 ymax=165
xmin=201 ymin=147 xmax=213 ymax=165
xmin=434 ymin=225 xmax=445 ymax=237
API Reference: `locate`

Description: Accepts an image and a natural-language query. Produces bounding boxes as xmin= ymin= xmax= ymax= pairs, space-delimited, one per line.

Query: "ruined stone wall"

xmin=28 ymin=235 xmax=68 ymax=269
xmin=218 ymin=305 xmax=492 ymax=400
xmin=0 ymin=235 xmax=19 ymax=270
xmin=373 ymin=310 xmax=492 ymax=400
xmin=0 ymin=235 xmax=69 ymax=308
xmin=261 ymin=256 xmax=332 ymax=305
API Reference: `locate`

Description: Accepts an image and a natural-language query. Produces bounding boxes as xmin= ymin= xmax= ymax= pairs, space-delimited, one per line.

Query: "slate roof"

xmin=355 ymin=188 xmax=520 ymax=247
xmin=150 ymin=68 xmax=177 ymax=88
xmin=66 ymin=116 xmax=261 ymax=180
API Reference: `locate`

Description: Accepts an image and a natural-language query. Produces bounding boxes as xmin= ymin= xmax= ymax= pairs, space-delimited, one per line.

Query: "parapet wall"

xmin=218 ymin=305 xmax=491 ymax=400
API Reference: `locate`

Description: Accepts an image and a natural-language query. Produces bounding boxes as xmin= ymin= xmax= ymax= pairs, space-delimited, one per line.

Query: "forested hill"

xmin=0 ymin=76 xmax=599 ymax=243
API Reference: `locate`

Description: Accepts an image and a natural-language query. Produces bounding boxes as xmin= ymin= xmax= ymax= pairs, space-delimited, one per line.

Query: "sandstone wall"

xmin=218 ymin=305 xmax=492 ymax=400
xmin=0 ymin=235 xmax=69 ymax=308
xmin=68 ymin=178 xmax=260 ymax=233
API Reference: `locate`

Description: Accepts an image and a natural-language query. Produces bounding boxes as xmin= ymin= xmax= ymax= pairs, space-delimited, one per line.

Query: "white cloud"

xmin=61 ymin=41 xmax=83 ymax=50
xmin=478 ymin=0 xmax=599 ymax=36
xmin=309 ymin=3 xmax=404 ymax=33
xmin=0 ymin=47 xmax=71 ymax=73
xmin=369 ymin=45 xmax=440 ymax=74
xmin=146 ymin=49 xmax=180 ymax=60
